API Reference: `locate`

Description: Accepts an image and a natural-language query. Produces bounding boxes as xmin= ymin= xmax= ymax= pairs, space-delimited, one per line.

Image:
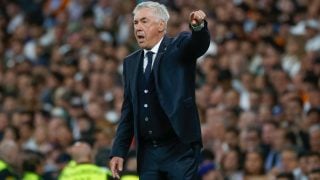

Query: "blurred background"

xmin=0 ymin=0 xmax=319 ymax=179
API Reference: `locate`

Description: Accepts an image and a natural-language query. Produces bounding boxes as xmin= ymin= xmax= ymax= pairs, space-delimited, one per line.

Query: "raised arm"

xmin=182 ymin=10 xmax=210 ymax=60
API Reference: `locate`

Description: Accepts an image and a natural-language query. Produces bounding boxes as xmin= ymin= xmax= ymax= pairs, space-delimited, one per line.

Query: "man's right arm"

xmin=109 ymin=60 xmax=134 ymax=178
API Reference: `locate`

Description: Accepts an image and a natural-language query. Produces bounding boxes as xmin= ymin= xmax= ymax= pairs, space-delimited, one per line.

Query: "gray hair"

xmin=133 ymin=1 xmax=170 ymax=23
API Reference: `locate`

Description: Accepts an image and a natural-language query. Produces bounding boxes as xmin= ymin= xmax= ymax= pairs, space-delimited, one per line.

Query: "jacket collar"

xmin=153 ymin=35 xmax=169 ymax=74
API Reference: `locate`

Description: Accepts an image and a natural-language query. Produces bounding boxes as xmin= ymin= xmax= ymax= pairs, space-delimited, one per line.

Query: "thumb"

xmin=190 ymin=12 xmax=200 ymax=26
xmin=190 ymin=12 xmax=196 ymax=24
xmin=191 ymin=19 xmax=198 ymax=26
xmin=118 ymin=159 xmax=123 ymax=171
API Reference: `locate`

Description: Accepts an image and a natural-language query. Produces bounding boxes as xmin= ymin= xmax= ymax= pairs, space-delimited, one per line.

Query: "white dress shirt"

xmin=143 ymin=37 xmax=163 ymax=72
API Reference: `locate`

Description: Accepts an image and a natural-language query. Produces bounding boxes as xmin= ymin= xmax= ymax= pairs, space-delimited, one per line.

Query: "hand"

xmin=109 ymin=156 xmax=124 ymax=179
xmin=190 ymin=10 xmax=206 ymax=26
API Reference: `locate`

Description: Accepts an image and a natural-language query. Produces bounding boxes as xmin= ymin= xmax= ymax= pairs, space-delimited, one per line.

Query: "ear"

xmin=158 ymin=20 xmax=165 ymax=32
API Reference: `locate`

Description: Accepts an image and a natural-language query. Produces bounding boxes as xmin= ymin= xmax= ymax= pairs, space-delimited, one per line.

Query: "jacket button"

xmin=152 ymin=140 xmax=158 ymax=147
xmin=144 ymin=89 xmax=149 ymax=94
xmin=144 ymin=104 xmax=148 ymax=108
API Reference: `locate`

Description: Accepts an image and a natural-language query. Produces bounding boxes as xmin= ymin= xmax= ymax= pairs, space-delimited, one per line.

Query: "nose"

xmin=134 ymin=22 xmax=142 ymax=31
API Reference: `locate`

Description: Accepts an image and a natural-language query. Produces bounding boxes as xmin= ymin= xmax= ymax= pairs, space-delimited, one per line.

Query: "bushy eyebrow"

xmin=134 ymin=17 xmax=148 ymax=22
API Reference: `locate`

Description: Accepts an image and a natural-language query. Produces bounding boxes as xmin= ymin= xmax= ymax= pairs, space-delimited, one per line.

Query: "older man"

xmin=109 ymin=1 xmax=210 ymax=179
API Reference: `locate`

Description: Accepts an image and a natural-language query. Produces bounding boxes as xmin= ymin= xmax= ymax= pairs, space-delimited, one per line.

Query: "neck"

xmin=147 ymin=35 xmax=164 ymax=50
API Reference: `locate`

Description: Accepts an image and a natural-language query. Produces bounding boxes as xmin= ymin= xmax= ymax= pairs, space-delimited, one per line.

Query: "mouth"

xmin=136 ymin=35 xmax=145 ymax=42
xmin=136 ymin=32 xmax=145 ymax=43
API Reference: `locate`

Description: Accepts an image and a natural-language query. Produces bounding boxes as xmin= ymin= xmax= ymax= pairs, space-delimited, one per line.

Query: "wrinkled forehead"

xmin=133 ymin=7 xmax=156 ymax=20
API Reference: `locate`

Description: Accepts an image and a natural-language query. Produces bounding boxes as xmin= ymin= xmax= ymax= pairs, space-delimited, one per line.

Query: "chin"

xmin=138 ymin=44 xmax=147 ymax=49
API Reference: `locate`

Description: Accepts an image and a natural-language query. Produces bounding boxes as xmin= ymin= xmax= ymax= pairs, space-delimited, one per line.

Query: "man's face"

xmin=133 ymin=8 xmax=164 ymax=49
xmin=245 ymin=152 xmax=263 ymax=174
xmin=281 ymin=150 xmax=298 ymax=172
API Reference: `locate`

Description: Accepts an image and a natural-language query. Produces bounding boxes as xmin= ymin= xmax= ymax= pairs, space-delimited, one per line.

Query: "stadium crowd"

xmin=0 ymin=0 xmax=320 ymax=179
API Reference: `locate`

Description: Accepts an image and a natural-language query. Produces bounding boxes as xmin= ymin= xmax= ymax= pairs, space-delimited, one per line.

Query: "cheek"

xmin=147 ymin=27 xmax=158 ymax=36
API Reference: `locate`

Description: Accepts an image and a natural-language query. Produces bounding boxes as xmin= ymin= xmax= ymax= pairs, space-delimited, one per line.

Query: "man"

xmin=309 ymin=125 xmax=320 ymax=152
xmin=22 ymin=150 xmax=44 ymax=180
xmin=109 ymin=1 xmax=210 ymax=180
xmin=0 ymin=140 xmax=20 ymax=179
xmin=59 ymin=142 xmax=113 ymax=180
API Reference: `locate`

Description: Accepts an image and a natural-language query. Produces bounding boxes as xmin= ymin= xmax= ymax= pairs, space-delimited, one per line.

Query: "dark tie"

xmin=144 ymin=51 xmax=153 ymax=80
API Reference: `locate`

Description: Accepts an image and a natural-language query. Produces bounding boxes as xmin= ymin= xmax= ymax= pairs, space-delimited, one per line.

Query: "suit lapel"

xmin=153 ymin=36 xmax=170 ymax=77
xmin=131 ymin=50 xmax=144 ymax=103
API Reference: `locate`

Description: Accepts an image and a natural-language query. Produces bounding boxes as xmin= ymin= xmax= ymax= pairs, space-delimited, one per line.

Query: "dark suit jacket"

xmin=110 ymin=23 xmax=210 ymax=159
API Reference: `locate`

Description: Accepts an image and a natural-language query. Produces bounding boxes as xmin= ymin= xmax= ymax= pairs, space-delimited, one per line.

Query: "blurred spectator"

xmin=263 ymin=123 xmax=282 ymax=171
xmin=0 ymin=111 xmax=9 ymax=140
xmin=198 ymin=162 xmax=222 ymax=180
xmin=220 ymin=149 xmax=242 ymax=179
xmin=297 ymin=152 xmax=309 ymax=180
xmin=304 ymin=20 xmax=320 ymax=52
xmin=243 ymin=150 xmax=266 ymax=180
xmin=307 ymin=152 xmax=320 ymax=173
xmin=0 ymin=140 xmax=20 ymax=179
xmin=309 ymin=125 xmax=320 ymax=152
xmin=279 ymin=148 xmax=300 ymax=179
xmin=224 ymin=127 xmax=239 ymax=150
xmin=21 ymin=150 xmax=44 ymax=180
xmin=239 ymin=126 xmax=261 ymax=152
xmin=59 ymin=141 xmax=113 ymax=180
xmin=200 ymin=148 xmax=215 ymax=166
xmin=308 ymin=168 xmax=320 ymax=180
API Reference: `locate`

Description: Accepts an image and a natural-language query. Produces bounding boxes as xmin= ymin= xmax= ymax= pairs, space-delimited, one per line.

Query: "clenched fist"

xmin=190 ymin=10 xmax=206 ymax=26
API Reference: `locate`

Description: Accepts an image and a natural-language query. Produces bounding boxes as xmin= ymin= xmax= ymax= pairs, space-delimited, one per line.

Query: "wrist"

xmin=191 ymin=21 xmax=204 ymax=31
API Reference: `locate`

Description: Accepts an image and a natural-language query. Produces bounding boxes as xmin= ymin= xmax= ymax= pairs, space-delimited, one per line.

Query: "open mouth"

xmin=136 ymin=31 xmax=145 ymax=42
xmin=136 ymin=34 xmax=145 ymax=41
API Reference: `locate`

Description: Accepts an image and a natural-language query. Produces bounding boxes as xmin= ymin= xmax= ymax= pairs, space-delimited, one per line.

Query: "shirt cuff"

xmin=191 ymin=22 xmax=205 ymax=31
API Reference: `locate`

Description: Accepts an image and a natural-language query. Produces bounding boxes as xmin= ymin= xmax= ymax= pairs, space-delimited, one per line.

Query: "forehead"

xmin=134 ymin=8 xmax=155 ymax=20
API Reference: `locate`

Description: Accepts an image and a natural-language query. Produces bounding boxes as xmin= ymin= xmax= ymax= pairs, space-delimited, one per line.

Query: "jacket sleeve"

xmin=181 ymin=21 xmax=210 ymax=60
xmin=110 ymin=60 xmax=134 ymax=159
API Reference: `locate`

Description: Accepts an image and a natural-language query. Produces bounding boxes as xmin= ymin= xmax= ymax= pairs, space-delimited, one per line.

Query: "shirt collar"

xmin=144 ymin=37 xmax=164 ymax=55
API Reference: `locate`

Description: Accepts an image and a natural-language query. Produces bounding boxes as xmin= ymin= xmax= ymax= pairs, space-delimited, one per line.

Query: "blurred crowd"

xmin=0 ymin=0 xmax=319 ymax=179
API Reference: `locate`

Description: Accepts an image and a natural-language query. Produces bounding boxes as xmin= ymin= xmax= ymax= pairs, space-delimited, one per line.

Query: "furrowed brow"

xmin=134 ymin=17 xmax=148 ymax=22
